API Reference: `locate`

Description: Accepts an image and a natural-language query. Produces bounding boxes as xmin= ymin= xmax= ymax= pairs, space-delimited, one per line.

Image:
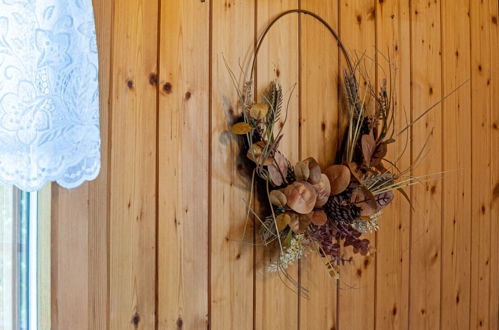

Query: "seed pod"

xmin=324 ymin=164 xmax=351 ymax=195
xmin=313 ymin=174 xmax=331 ymax=207
xmin=310 ymin=210 xmax=328 ymax=226
xmin=269 ymin=190 xmax=287 ymax=207
xmin=283 ymin=181 xmax=317 ymax=214
xmin=294 ymin=161 xmax=310 ymax=181
xmin=275 ymin=213 xmax=291 ymax=231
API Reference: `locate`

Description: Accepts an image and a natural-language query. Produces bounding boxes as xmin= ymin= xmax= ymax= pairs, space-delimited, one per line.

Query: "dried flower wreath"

xmin=228 ymin=10 xmax=453 ymax=288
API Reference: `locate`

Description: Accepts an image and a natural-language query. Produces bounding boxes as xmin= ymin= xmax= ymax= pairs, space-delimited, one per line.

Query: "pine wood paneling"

xmin=88 ymin=0 xmax=112 ymax=327
xmin=299 ymin=2 xmax=340 ymax=329
xmin=49 ymin=2 xmax=499 ymax=329
xmin=108 ymin=0 xmax=159 ymax=328
xmin=470 ymin=0 xmax=497 ymax=329
xmin=375 ymin=1 xmax=411 ymax=329
xmin=157 ymin=0 xmax=210 ymax=329
xmin=441 ymin=0 xmax=472 ymax=329
xmin=409 ymin=0 xmax=443 ymax=329
xmin=51 ymin=186 xmax=89 ymax=330
xmin=210 ymin=1 xmax=255 ymax=329
xmin=254 ymin=2 xmax=299 ymax=330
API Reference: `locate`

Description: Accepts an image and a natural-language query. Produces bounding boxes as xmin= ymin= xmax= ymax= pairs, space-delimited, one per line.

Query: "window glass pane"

xmin=0 ymin=185 xmax=49 ymax=330
xmin=0 ymin=184 xmax=14 ymax=329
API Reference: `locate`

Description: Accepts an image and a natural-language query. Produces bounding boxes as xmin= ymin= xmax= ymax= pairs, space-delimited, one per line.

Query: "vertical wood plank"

xmin=470 ymin=0 xmax=496 ymax=328
xmin=338 ymin=1 xmax=377 ymax=329
xmin=158 ymin=0 xmax=210 ymax=329
xmin=51 ymin=186 xmax=89 ymax=330
xmin=409 ymin=0 xmax=443 ymax=329
xmin=38 ymin=185 xmax=51 ymax=330
xmin=108 ymin=0 xmax=159 ymax=328
xmin=375 ymin=1 xmax=411 ymax=329
xmin=89 ymin=0 xmax=112 ymax=327
xmin=440 ymin=0 xmax=472 ymax=329
xmin=298 ymin=2 xmax=339 ymax=329
xmin=254 ymin=2 xmax=299 ymax=330
xmin=210 ymin=1 xmax=255 ymax=329
xmin=489 ymin=3 xmax=499 ymax=329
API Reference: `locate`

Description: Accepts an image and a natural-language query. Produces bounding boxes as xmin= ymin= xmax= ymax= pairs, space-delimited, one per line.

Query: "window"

xmin=0 ymin=184 xmax=50 ymax=330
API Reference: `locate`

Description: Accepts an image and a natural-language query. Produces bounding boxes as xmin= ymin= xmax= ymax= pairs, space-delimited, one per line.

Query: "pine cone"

xmin=324 ymin=195 xmax=361 ymax=223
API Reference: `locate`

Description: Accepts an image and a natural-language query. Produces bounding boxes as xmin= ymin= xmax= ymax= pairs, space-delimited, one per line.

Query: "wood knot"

xmin=163 ymin=82 xmax=172 ymax=93
xmin=149 ymin=73 xmax=158 ymax=86
xmin=127 ymin=80 xmax=134 ymax=89
xmin=185 ymin=91 xmax=192 ymax=99
xmin=131 ymin=313 xmax=140 ymax=327
xmin=177 ymin=317 xmax=183 ymax=329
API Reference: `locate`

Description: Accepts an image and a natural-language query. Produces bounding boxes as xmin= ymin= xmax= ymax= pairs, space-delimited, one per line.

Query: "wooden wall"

xmin=51 ymin=0 xmax=499 ymax=329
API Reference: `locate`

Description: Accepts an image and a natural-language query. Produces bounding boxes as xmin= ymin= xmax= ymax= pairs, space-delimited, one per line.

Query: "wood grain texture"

xmin=51 ymin=186 xmax=89 ymax=330
xmin=489 ymin=2 xmax=499 ymax=329
xmin=157 ymin=1 xmax=210 ymax=329
xmin=338 ymin=1 xmax=377 ymax=329
xmin=469 ymin=0 xmax=496 ymax=329
xmin=409 ymin=0 xmax=443 ymax=329
xmin=299 ymin=1 xmax=339 ymax=329
xmin=210 ymin=1 xmax=255 ymax=329
xmin=108 ymin=0 xmax=159 ymax=328
xmin=254 ymin=1 xmax=299 ymax=330
xmin=440 ymin=0 xmax=472 ymax=329
xmin=375 ymin=1 xmax=411 ymax=329
xmin=88 ymin=0 xmax=112 ymax=328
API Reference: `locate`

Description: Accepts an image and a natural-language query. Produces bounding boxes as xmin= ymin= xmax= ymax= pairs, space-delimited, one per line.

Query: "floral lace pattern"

xmin=0 ymin=0 xmax=100 ymax=191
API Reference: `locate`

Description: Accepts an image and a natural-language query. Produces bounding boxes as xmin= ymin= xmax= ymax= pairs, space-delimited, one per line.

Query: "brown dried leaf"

xmin=303 ymin=157 xmax=322 ymax=184
xmin=268 ymin=152 xmax=288 ymax=186
xmin=249 ymin=103 xmax=269 ymax=120
xmin=324 ymin=165 xmax=351 ymax=195
xmin=231 ymin=122 xmax=253 ymax=135
xmin=361 ymin=133 xmax=376 ymax=166
xmin=313 ymin=174 xmax=331 ymax=208
xmin=350 ymin=186 xmax=378 ymax=217
xmin=347 ymin=162 xmax=363 ymax=183
xmin=371 ymin=142 xmax=388 ymax=167
xmin=375 ymin=191 xmax=394 ymax=210
xmin=247 ymin=143 xmax=273 ymax=166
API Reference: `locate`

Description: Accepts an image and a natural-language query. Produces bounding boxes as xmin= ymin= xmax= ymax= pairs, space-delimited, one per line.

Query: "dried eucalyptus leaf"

xmin=310 ymin=210 xmax=328 ymax=226
xmin=247 ymin=143 xmax=273 ymax=166
xmin=249 ymin=103 xmax=269 ymax=120
xmin=375 ymin=191 xmax=394 ymax=210
xmin=361 ymin=133 xmax=376 ymax=166
xmin=269 ymin=190 xmax=287 ymax=207
xmin=295 ymin=161 xmax=310 ymax=181
xmin=276 ymin=213 xmax=291 ymax=231
xmin=324 ymin=165 xmax=351 ymax=195
xmin=283 ymin=181 xmax=317 ymax=214
xmin=231 ymin=122 xmax=253 ymax=135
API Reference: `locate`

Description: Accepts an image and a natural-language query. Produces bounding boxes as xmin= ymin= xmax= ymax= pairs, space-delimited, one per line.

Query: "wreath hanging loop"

xmin=249 ymin=9 xmax=355 ymax=81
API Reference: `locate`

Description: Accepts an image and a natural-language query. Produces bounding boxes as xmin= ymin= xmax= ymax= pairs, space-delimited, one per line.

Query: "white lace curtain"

xmin=0 ymin=0 xmax=100 ymax=192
